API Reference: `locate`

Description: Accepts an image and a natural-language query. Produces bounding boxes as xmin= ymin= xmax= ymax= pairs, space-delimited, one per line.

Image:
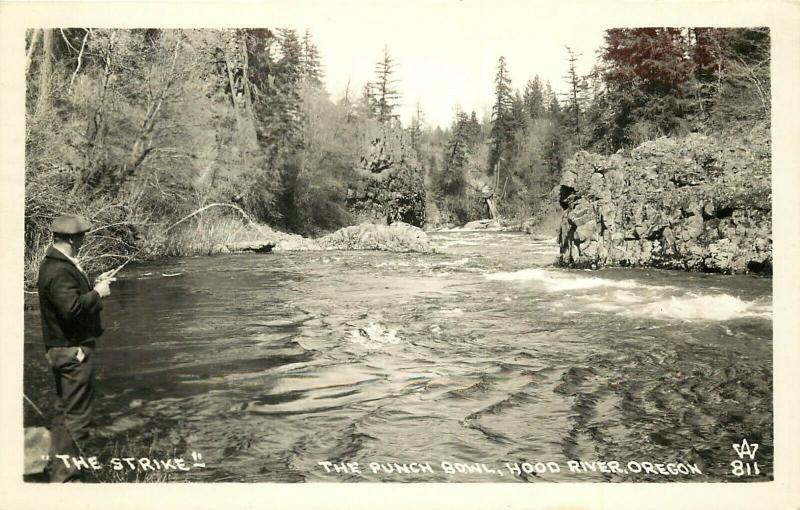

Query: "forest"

xmin=24 ymin=27 xmax=770 ymax=285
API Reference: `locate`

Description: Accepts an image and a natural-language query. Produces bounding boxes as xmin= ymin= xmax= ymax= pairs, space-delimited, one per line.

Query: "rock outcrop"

xmin=558 ymin=130 xmax=771 ymax=274
xmin=346 ymin=126 xmax=427 ymax=227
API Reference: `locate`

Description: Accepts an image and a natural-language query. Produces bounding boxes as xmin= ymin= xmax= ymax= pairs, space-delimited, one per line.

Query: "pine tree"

xmin=489 ymin=56 xmax=514 ymax=172
xmin=373 ymin=46 xmax=401 ymax=124
xmin=438 ymin=111 xmax=471 ymax=196
xmin=467 ymin=110 xmax=481 ymax=146
xmin=544 ymin=81 xmax=561 ymax=119
xmin=597 ymin=28 xmax=695 ymax=147
xmin=301 ymin=29 xmax=324 ymax=87
xmin=523 ymin=75 xmax=545 ymax=120
xmin=274 ymin=29 xmax=303 ymax=86
xmin=561 ymin=46 xmax=589 ymax=147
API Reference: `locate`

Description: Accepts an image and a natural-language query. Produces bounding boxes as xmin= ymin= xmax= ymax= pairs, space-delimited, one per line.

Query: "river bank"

xmin=23 ymin=216 xmax=437 ymax=291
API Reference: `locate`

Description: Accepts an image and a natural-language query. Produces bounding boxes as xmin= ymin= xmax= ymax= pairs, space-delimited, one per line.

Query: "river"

xmin=23 ymin=230 xmax=773 ymax=482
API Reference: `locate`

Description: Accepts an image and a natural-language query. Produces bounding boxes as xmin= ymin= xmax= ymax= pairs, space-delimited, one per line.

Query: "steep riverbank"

xmin=557 ymin=128 xmax=771 ymax=274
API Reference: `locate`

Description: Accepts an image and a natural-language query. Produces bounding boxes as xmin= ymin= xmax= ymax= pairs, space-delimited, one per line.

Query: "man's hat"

xmin=51 ymin=214 xmax=92 ymax=235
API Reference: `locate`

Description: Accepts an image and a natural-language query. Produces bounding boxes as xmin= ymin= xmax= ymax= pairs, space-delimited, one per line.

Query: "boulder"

xmin=24 ymin=427 xmax=50 ymax=475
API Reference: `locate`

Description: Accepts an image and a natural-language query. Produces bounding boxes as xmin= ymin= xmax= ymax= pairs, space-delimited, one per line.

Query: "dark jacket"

xmin=37 ymin=246 xmax=104 ymax=348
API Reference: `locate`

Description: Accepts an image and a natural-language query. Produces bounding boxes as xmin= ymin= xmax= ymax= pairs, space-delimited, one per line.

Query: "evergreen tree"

xmin=373 ymin=46 xmax=401 ymax=123
xmin=544 ymin=81 xmax=561 ymax=119
xmin=301 ymin=29 xmax=324 ymax=87
xmin=440 ymin=111 xmax=470 ymax=194
xmin=489 ymin=55 xmax=514 ymax=172
xmin=466 ymin=110 xmax=481 ymax=146
xmin=511 ymin=89 xmax=527 ymax=134
xmin=251 ymin=28 xmax=306 ymax=227
xmin=523 ymin=75 xmax=545 ymax=120
xmin=597 ymin=28 xmax=695 ymax=148
xmin=561 ymin=46 xmax=589 ymax=147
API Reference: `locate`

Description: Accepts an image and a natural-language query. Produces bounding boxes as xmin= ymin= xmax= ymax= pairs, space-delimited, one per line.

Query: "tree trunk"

xmin=25 ymin=29 xmax=41 ymax=77
xmin=33 ymin=29 xmax=55 ymax=120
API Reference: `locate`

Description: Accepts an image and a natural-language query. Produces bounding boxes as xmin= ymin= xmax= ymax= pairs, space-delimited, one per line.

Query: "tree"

xmin=466 ymin=111 xmax=481 ymax=146
xmin=301 ymin=29 xmax=324 ymax=87
xmin=523 ymin=75 xmax=545 ymax=120
xmin=587 ymin=27 xmax=769 ymax=151
xmin=372 ymin=46 xmax=401 ymax=124
xmin=440 ymin=111 xmax=470 ymax=194
xmin=544 ymin=80 xmax=561 ymax=119
xmin=693 ymin=27 xmax=770 ymax=127
xmin=596 ymin=28 xmax=695 ymax=148
xmin=409 ymin=101 xmax=424 ymax=151
xmin=489 ymin=56 xmax=514 ymax=172
xmin=561 ymin=46 xmax=589 ymax=148
xmin=510 ymin=89 xmax=527 ymax=134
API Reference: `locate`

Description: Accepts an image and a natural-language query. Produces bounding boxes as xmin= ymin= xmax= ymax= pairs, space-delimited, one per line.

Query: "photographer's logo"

xmin=731 ymin=439 xmax=760 ymax=476
xmin=733 ymin=439 xmax=758 ymax=460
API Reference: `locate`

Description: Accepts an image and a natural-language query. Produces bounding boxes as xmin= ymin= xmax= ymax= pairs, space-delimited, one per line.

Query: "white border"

xmin=1 ymin=1 xmax=798 ymax=509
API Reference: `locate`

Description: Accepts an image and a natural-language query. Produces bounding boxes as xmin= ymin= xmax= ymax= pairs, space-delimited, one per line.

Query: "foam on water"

xmin=485 ymin=268 xmax=771 ymax=322
xmin=582 ymin=291 xmax=772 ymax=321
xmin=485 ymin=268 xmax=640 ymax=291
xmin=630 ymin=293 xmax=771 ymax=321
xmin=349 ymin=322 xmax=402 ymax=349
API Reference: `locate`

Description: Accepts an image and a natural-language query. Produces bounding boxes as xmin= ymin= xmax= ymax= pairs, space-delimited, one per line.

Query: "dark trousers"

xmin=45 ymin=345 xmax=95 ymax=483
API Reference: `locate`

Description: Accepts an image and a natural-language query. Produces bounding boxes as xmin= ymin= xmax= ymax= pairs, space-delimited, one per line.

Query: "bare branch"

xmin=68 ymin=29 xmax=91 ymax=94
xmin=59 ymin=28 xmax=79 ymax=53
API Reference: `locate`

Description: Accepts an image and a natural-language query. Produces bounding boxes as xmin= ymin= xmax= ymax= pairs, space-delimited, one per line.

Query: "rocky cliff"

xmin=346 ymin=126 xmax=426 ymax=228
xmin=557 ymin=130 xmax=771 ymax=274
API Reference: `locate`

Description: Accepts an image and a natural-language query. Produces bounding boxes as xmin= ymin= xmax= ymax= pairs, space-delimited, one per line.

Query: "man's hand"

xmin=94 ymin=279 xmax=111 ymax=298
xmin=95 ymin=269 xmax=117 ymax=295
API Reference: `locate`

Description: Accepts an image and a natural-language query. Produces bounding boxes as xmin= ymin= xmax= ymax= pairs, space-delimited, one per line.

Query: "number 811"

xmin=731 ymin=460 xmax=760 ymax=476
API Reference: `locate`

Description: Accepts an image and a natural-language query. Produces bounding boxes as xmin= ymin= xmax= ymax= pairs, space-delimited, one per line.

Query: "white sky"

xmin=268 ymin=1 xmax=608 ymax=128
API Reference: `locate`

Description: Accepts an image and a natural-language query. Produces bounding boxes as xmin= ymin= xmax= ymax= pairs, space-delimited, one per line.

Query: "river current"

xmin=23 ymin=230 xmax=773 ymax=482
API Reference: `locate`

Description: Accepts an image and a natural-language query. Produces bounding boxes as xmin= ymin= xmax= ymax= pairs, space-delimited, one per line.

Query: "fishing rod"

xmin=102 ymin=202 xmax=265 ymax=280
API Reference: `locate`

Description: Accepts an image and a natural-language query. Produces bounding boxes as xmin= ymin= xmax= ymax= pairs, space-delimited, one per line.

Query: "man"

xmin=37 ymin=214 xmax=113 ymax=482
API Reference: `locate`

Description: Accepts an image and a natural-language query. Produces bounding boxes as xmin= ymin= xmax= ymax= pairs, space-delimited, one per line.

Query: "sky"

xmin=266 ymin=1 xmax=609 ymax=128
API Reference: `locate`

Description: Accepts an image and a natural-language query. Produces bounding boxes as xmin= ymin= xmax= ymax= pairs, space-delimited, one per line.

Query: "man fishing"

xmin=37 ymin=214 xmax=114 ymax=482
